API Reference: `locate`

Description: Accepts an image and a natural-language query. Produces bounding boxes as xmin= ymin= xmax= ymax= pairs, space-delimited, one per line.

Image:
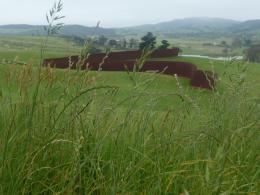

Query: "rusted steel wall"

xmin=43 ymin=48 xmax=180 ymax=66
xmin=82 ymin=61 xmax=197 ymax=78
xmin=190 ymin=70 xmax=216 ymax=90
xmin=151 ymin=48 xmax=180 ymax=58
xmin=89 ymin=48 xmax=180 ymax=61
xmin=43 ymin=49 xmax=216 ymax=90
xmin=43 ymin=56 xmax=78 ymax=69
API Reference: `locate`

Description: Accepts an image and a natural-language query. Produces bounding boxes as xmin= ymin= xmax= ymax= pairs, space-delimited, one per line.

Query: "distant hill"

xmin=0 ymin=24 xmax=41 ymax=35
xmin=1 ymin=18 xmax=260 ymax=38
xmin=229 ymin=20 xmax=260 ymax=34
xmin=61 ymin=25 xmax=115 ymax=37
xmin=117 ymin=18 xmax=241 ymax=36
xmin=0 ymin=24 xmax=116 ymax=37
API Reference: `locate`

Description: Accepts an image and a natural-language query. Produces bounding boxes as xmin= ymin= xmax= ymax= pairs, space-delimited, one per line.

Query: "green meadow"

xmin=0 ymin=35 xmax=259 ymax=194
xmin=0 ymin=35 xmax=81 ymax=64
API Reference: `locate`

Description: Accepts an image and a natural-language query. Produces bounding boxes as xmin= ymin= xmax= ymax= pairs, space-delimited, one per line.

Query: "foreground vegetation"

xmin=0 ymin=53 xmax=259 ymax=194
xmin=1 ymin=0 xmax=259 ymax=193
xmin=1 ymin=11 xmax=260 ymax=193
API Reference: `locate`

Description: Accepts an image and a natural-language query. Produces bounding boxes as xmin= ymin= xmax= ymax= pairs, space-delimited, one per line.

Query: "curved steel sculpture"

xmin=43 ymin=48 xmax=216 ymax=90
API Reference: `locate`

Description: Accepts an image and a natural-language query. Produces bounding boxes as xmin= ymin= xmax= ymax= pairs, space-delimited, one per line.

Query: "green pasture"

xmin=0 ymin=35 xmax=259 ymax=194
xmin=0 ymin=35 xmax=81 ymax=64
xmin=158 ymin=36 xmax=244 ymax=57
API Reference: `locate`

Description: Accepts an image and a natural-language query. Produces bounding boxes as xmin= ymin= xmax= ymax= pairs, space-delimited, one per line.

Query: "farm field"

xmin=157 ymin=36 xmax=244 ymax=57
xmin=0 ymin=35 xmax=81 ymax=64
xmin=0 ymin=35 xmax=260 ymax=194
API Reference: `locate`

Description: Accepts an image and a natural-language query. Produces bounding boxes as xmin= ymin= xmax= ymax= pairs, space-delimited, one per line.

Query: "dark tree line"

xmin=65 ymin=32 xmax=172 ymax=54
xmin=139 ymin=32 xmax=171 ymax=50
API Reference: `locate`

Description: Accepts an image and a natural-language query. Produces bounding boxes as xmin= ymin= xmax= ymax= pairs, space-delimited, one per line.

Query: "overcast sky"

xmin=0 ymin=0 xmax=259 ymax=27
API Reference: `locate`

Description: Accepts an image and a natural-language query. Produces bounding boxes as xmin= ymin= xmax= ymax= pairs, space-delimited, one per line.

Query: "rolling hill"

xmin=0 ymin=24 xmax=116 ymax=37
xmin=1 ymin=18 xmax=260 ymax=38
xmin=116 ymin=18 xmax=240 ymax=36
xmin=229 ymin=19 xmax=260 ymax=34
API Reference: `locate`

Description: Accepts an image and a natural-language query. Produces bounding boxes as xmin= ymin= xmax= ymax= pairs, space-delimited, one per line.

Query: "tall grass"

xmin=0 ymin=54 xmax=259 ymax=195
xmin=0 ymin=1 xmax=259 ymax=195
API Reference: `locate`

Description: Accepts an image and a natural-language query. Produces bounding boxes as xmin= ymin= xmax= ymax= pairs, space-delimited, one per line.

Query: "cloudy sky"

xmin=0 ymin=0 xmax=259 ymax=27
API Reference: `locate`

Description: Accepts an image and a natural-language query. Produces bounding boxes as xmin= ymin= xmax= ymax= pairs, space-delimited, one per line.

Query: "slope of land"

xmin=0 ymin=26 xmax=259 ymax=193
xmin=0 ymin=51 xmax=259 ymax=194
xmin=1 ymin=18 xmax=260 ymax=38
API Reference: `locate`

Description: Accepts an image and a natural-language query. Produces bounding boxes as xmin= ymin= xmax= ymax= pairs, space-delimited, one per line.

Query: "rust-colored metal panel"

xmin=190 ymin=70 xmax=217 ymax=90
xmin=43 ymin=49 xmax=216 ymax=90
xmin=43 ymin=49 xmax=180 ymax=67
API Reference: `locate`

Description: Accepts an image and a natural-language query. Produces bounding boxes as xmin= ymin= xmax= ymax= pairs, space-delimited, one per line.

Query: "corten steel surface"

xmin=190 ymin=70 xmax=216 ymax=89
xmin=43 ymin=48 xmax=180 ymax=65
xmin=43 ymin=49 xmax=216 ymax=90
xmin=87 ymin=48 xmax=180 ymax=62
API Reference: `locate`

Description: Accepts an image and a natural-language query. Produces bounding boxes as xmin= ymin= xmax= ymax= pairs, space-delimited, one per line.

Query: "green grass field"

xmin=158 ymin=36 xmax=244 ymax=57
xmin=0 ymin=35 xmax=259 ymax=194
xmin=0 ymin=35 xmax=81 ymax=64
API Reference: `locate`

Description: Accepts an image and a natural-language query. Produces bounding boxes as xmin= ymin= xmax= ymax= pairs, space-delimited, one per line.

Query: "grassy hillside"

xmin=0 ymin=35 xmax=81 ymax=64
xmin=0 ymin=34 xmax=259 ymax=194
xmin=0 ymin=59 xmax=259 ymax=194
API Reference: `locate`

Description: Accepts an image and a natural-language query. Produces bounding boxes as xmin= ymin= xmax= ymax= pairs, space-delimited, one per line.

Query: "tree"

xmin=108 ymin=39 xmax=118 ymax=48
xmin=98 ymin=35 xmax=108 ymax=46
xmin=122 ymin=39 xmax=127 ymax=48
xmin=246 ymin=44 xmax=260 ymax=62
xmin=139 ymin=32 xmax=157 ymax=50
xmin=220 ymin=40 xmax=230 ymax=56
xmin=221 ymin=40 xmax=228 ymax=47
xmin=158 ymin=40 xmax=170 ymax=50
xmin=129 ymin=38 xmax=139 ymax=49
